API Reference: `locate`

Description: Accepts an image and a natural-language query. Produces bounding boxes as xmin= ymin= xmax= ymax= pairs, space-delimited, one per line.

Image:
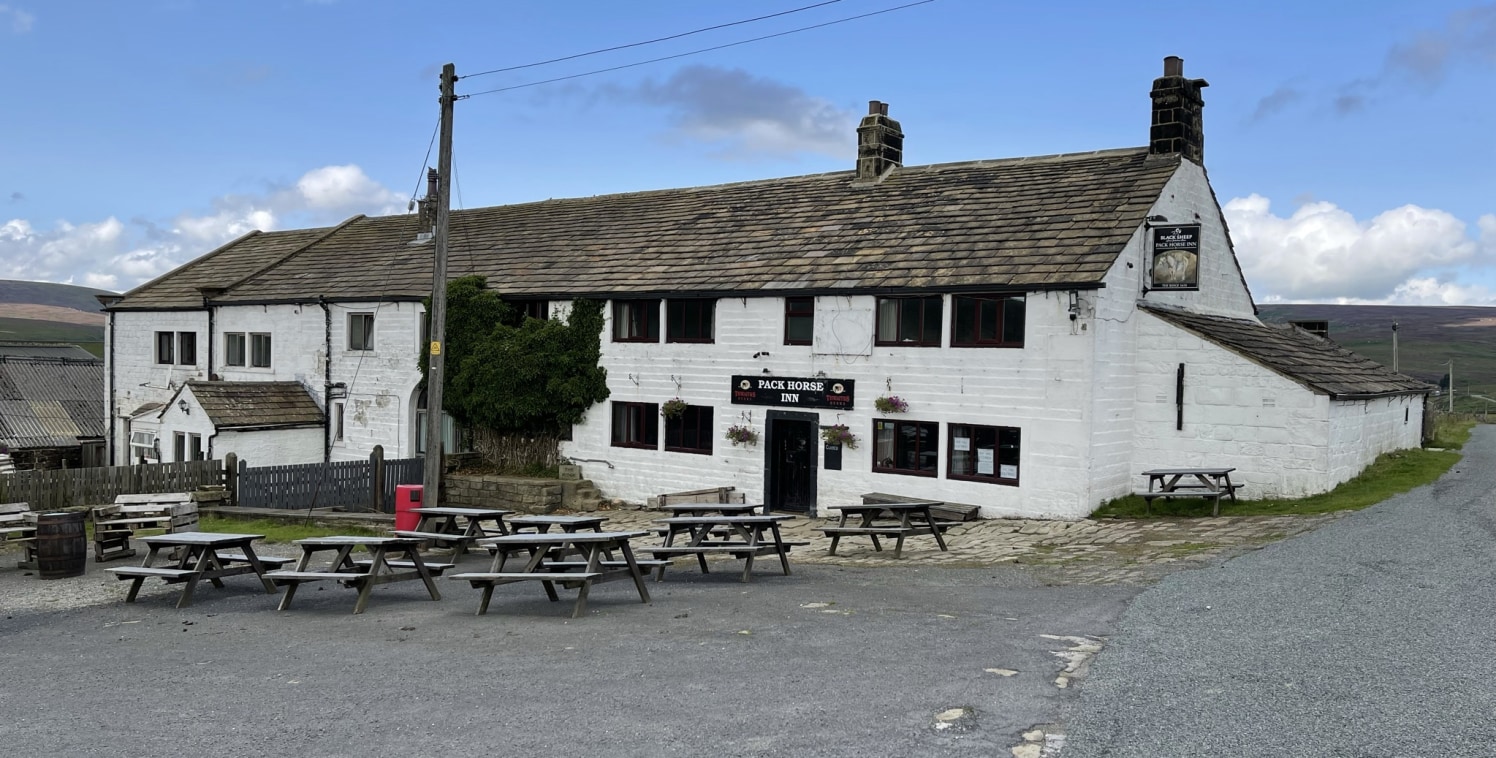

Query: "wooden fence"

xmin=236 ymin=455 xmax=423 ymax=513
xmin=0 ymin=460 xmax=225 ymax=511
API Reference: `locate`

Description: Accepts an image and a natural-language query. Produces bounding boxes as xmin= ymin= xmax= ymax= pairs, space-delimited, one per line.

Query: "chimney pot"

xmin=867 ymin=100 xmax=882 ymax=115
xmin=1163 ymin=55 xmax=1184 ymax=77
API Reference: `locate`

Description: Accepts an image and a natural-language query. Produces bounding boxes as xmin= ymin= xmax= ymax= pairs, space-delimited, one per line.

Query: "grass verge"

xmin=1094 ymin=418 xmax=1476 ymax=519
xmin=197 ymin=516 xmax=384 ymax=543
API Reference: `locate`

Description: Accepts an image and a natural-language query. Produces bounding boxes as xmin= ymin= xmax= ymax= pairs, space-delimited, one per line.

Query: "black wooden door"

xmin=767 ymin=417 xmax=815 ymax=513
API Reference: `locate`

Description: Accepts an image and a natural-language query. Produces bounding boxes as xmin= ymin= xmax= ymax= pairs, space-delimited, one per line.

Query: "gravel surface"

xmin=1059 ymin=426 xmax=1496 ymax=757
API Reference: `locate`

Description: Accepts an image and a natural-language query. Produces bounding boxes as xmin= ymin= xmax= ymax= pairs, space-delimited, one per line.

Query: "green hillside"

xmin=1259 ymin=304 xmax=1496 ymax=413
xmin=0 ymin=279 xmax=114 ymax=311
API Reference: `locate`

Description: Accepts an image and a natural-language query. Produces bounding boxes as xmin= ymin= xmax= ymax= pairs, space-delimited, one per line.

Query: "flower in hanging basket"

xmin=660 ymin=398 xmax=688 ymax=419
xmin=874 ymin=395 xmax=909 ymax=414
xmin=821 ymin=423 xmax=858 ymax=450
xmin=724 ymin=424 xmax=759 ymax=447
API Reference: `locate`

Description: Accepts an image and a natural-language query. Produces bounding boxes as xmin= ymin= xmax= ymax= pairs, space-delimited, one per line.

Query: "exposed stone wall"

xmin=445 ymin=474 xmax=563 ymax=513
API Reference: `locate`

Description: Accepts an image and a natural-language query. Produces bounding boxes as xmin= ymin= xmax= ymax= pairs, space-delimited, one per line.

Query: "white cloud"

xmin=0 ymin=4 xmax=34 ymax=34
xmin=0 ymin=164 xmax=402 ymax=291
xmin=1225 ymin=193 xmax=1493 ymax=303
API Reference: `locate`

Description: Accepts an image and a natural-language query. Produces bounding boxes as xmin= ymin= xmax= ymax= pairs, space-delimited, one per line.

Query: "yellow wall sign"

xmin=430 ymin=341 xmax=442 ymax=356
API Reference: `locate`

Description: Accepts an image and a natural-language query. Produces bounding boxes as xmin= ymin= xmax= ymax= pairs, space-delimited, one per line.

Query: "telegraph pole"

xmin=423 ymin=62 xmax=456 ymax=503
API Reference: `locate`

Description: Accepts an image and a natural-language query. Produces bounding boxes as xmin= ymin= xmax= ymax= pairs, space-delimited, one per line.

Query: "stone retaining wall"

xmin=444 ymin=474 xmax=564 ymax=513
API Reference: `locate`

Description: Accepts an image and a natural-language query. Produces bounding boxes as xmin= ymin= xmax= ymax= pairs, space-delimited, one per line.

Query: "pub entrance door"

xmin=764 ymin=410 xmax=818 ymax=514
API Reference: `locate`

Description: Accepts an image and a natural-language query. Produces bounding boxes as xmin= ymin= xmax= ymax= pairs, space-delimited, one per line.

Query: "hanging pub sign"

xmin=731 ymin=375 xmax=854 ymax=410
xmin=1150 ymin=224 xmax=1201 ymax=291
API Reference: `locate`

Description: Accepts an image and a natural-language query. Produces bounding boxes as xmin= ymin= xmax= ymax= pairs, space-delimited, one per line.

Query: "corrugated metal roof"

xmin=0 ymin=356 xmax=105 ymax=449
xmin=0 ymin=342 xmax=98 ymax=359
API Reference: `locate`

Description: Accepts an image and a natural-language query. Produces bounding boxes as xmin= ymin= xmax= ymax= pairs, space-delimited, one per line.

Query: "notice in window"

xmin=953 ymin=436 xmax=970 ymax=452
xmin=999 ymin=464 xmax=1018 ymax=479
xmin=976 ymin=448 xmax=994 ymax=475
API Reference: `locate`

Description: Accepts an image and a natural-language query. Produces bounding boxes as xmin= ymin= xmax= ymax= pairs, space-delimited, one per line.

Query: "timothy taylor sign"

xmin=730 ymin=375 xmax=855 ymax=410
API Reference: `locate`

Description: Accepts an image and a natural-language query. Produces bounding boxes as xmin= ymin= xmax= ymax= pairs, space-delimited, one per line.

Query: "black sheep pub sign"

xmin=1150 ymin=224 xmax=1200 ymax=291
xmin=731 ymin=375 xmax=854 ymax=410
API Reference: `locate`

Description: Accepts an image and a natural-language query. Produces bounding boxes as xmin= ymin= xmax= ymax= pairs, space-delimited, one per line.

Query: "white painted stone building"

xmin=100 ymin=57 xmax=1427 ymax=518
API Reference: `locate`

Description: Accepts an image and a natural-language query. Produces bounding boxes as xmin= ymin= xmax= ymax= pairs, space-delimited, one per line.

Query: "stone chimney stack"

xmin=856 ymin=100 xmax=903 ymax=182
xmin=416 ymin=168 xmax=439 ymax=230
xmin=1149 ymin=56 xmax=1209 ymax=164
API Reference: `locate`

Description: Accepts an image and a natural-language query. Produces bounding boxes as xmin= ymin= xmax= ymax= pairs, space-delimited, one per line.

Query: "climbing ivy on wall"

xmin=423 ymin=275 xmax=610 ymax=437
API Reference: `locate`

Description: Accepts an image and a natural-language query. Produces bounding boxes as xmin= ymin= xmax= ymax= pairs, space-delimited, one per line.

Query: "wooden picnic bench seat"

xmin=0 ymin=502 xmax=37 ymax=569
xmin=264 ymin=570 xmax=365 ymax=585
xmin=349 ymin=558 xmax=455 ymax=575
xmin=1136 ymin=483 xmax=1245 ymax=517
xmin=91 ymin=493 xmax=199 ymax=562
xmin=217 ymin=553 xmax=295 ymax=569
xmin=543 ymin=559 xmax=672 ymax=571
xmin=105 ymin=566 xmax=197 ymax=580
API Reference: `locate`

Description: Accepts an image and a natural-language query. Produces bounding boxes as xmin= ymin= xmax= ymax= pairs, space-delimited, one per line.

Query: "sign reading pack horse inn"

xmin=1150 ymin=224 xmax=1201 ymax=291
xmin=731 ymin=375 xmax=855 ymax=410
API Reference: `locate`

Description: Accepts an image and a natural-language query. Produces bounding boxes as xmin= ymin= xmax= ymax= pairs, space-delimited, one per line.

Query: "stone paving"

xmin=582 ymin=507 xmax=1345 ymax=585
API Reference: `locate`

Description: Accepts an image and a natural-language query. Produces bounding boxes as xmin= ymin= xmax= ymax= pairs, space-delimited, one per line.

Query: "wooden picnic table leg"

xmin=738 ymin=527 xmax=760 ymax=583
xmin=237 ymin=543 xmax=278 ymax=594
xmin=176 ymin=547 xmax=215 ymax=609
xmin=617 ymin=540 xmax=651 ymax=604
xmin=277 ymin=546 xmax=319 ymax=611
xmin=864 ymin=513 xmax=883 ymax=552
xmin=570 ymin=542 xmax=603 ymax=618
xmin=655 ymin=526 xmax=679 ymax=582
xmin=476 ymin=583 xmax=496 ymax=615
xmin=404 ymin=546 xmax=442 ymax=601
xmin=123 ymin=545 xmax=165 ymax=603
xmin=521 ymin=546 xmax=560 ymax=602
xmin=771 ymin=523 xmax=792 ymax=576
xmin=926 ymin=507 xmax=949 ymax=551
xmin=827 ymin=511 xmax=849 ymax=556
xmin=689 ymin=525 xmax=711 ymax=574
xmin=352 ymin=548 xmax=389 ymax=614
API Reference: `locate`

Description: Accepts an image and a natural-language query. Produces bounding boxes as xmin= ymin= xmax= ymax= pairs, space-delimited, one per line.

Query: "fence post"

xmin=371 ymin=445 xmax=385 ymax=514
xmin=224 ymin=453 xmax=238 ymax=507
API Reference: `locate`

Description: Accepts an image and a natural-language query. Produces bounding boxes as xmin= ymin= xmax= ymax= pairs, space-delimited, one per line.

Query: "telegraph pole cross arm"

xmin=423 ymin=62 xmax=457 ymax=503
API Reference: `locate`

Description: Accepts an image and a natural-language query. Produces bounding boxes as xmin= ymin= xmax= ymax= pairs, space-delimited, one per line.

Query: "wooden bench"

xmin=1137 ymin=484 xmax=1244 ymax=516
xmin=91 ymin=493 xmax=200 ymax=562
xmin=0 ymin=502 xmax=37 ymax=569
xmin=350 ymin=558 xmax=455 ymax=575
xmin=217 ymin=553 xmax=295 ymax=569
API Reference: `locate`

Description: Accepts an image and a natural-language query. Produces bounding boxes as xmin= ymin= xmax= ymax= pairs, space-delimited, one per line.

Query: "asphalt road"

xmin=1 ymin=557 xmax=1134 ymax=757
xmin=1060 ymin=425 xmax=1496 ymax=757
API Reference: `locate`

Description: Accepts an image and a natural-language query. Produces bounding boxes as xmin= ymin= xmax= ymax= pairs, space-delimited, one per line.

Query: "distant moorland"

xmin=0 ymin=279 xmax=111 ymax=357
xmin=1258 ymin=304 xmax=1496 ymax=413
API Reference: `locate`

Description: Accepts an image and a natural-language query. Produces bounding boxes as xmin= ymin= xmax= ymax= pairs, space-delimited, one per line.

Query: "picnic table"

xmin=658 ymin=502 xmax=769 ymax=517
xmin=1138 ymin=467 xmax=1242 ymax=516
xmin=451 ymin=531 xmax=655 ymax=618
xmin=646 ymin=514 xmax=802 ymax=583
xmin=819 ymin=502 xmax=950 ymax=559
xmin=104 ymin=532 xmax=288 ymax=608
xmin=265 ymin=536 xmax=448 ymax=614
xmin=395 ymin=506 xmax=512 ymax=558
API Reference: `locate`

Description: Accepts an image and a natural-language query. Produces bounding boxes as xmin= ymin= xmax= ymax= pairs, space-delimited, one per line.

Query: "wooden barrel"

xmin=36 ymin=511 xmax=87 ymax=579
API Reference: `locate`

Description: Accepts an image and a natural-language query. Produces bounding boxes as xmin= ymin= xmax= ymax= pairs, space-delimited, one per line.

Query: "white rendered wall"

xmin=1327 ymin=395 xmax=1423 ymax=488
xmin=1088 ymin=160 xmax=1261 ymax=506
xmin=324 ymin=301 xmax=424 ymax=461
xmin=108 ymin=310 xmax=209 ymax=464
xmin=215 ymin=428 xmax=324 ymax=468
xmin=155 ymin=387 xmax=216 ymax=461
xmin=1133 ymin=311 xmax=1335 ymax=498
xmin=561 ymin=291 xmax=1102 ymax=519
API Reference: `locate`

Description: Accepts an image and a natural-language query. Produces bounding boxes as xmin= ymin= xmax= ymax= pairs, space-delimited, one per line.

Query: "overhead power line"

xmin=464 ymin=0 xmax=844 ymax=79
xmin=460 ymin=0 xmax=936 ymax=99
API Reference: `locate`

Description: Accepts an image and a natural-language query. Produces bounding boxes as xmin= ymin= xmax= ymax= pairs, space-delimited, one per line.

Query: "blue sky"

xmin=2 ymin=0 xmax=1493 ymax=304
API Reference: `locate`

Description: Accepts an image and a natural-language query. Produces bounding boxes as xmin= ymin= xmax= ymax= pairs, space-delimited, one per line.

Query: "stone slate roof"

xmin=190 ymin=148 xmax=1181 ymax=304
xmin=0 ymin=356 xmax=105 ymax=449
xmin=186 ymin=381 xmax=323 ymax=429
xmin=1142 ymin=304 xmax=1432 ymax=399
xmin=108 ymin=225 xmax=348 ymax=310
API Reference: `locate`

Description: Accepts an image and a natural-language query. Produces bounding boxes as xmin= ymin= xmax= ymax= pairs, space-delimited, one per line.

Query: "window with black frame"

xmin=611 ymin=401 xmax=659 ymax=449
xmin=875 ymin=296 xmax=942 ymax=346
xmin=666 ymin=299 xmax=715 ymax=343
xmin=873 ymin=419 xmax=939 ymax=476
xmin=784 ymin=296 xmax=814 ymax=345
xmin=949 ymin=424 xmax=1020 ymax=485
xmin=952 ymin=294 xmax=1025 ymax=347
xmin=664 ymin=404 xmax=713 ymax=454
xmin=155 ymin=331 xmax=174 ymax=365
xmin=613 ymin=299 xmax=661 ymax=342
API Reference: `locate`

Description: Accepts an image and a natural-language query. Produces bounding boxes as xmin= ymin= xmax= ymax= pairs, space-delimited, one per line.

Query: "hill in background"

xmin=1258 ymin=304 xmax=1496 ymax=412
xmin=0 ymin=279 xmax=113 ymax=357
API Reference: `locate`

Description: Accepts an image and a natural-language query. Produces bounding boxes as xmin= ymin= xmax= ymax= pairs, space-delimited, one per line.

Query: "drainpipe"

xmin=106 ymin=310 xmax=116 ymax=465
xmin=320 ymin=297 xmax=332 ymax=463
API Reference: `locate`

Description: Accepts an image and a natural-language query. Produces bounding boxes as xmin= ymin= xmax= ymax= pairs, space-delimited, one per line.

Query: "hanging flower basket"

xmin=821 ymin=424 xmax=858 ymax=449
xmin=874 ymin=395 xmax=909 ymax=414
xmin=724 ymin=424 xmax=759 ymax=447
xmin=661 ymin=398 xmax=688 ymax=419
